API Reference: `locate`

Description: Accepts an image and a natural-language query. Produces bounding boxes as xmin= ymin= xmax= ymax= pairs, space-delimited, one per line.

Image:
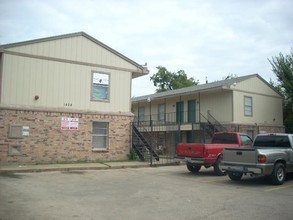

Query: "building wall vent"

xmin=9 ymin=145 xmax=22 ymax=156
xmin=8 ymin=125 xmax=23 ymax=138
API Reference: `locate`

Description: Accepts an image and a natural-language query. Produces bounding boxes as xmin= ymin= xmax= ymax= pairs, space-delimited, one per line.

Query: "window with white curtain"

xmin=92 ymin=122 xmax=109 ymax=150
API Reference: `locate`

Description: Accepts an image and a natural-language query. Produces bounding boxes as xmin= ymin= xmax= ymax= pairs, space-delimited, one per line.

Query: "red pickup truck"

xmin=176 ymin=132 xmax=253 ymax=175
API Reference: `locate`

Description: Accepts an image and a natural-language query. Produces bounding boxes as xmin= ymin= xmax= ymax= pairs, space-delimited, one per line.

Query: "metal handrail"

xmin=207 ymin=111 xmax=227 ymax=132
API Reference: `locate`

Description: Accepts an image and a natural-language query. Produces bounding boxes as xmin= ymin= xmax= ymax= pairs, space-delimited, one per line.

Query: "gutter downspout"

xmin=199 ymin=92 xmax=201 ymax=123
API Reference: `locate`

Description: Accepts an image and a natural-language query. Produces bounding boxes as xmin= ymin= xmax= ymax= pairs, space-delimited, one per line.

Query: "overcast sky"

xmin=1 ymin=0 xmax=292 ymax=97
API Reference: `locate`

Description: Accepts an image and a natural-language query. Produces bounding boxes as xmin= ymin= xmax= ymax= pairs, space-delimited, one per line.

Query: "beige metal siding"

xmin=6 ymin=36 xmax=137 ymax=71
xmin=233 ymin=77 xmax=283 ymax=125
xmin=234 ymin=77 xmax=280 ymax=97
xmin=200 ymin=90 xmax=233 ymax=123
xmin=1 ymin=53 xmax=131 ymax=112
xmin=233 ymin=91 xmax=283 ymax=125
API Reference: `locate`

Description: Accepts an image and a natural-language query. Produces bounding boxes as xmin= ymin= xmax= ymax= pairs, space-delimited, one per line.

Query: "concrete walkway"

xmin=0 ymin=161 xmax=151 ymax=174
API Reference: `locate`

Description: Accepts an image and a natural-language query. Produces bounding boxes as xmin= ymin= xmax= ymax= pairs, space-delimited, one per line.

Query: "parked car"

xmin=176 ymin=132 xmax=253 ymax=175
xmin=220 ymin=133 xmax=293 ymax=185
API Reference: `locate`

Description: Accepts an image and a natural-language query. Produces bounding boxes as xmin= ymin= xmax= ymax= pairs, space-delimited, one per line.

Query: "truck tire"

xmin=228 ymin=172 xmax=243 ymax=181
xmin=214 ymin=157 xmax=226 ymax=176
xmin=269 ymin=163 xmax=286 ymax=185
xmin=187 ymin=163 xmax=201 ymax=173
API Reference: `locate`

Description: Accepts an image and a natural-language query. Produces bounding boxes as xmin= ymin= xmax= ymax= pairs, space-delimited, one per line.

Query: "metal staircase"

xmin=207 ymin=111 xmax=227 ymax=133
xmin=132 ymin=124 xmax=159 ymax=162
xmin=200 ymin=122 xmax=218 ymax=138
xmin=199 ymin=113 xmax=227 ymax=142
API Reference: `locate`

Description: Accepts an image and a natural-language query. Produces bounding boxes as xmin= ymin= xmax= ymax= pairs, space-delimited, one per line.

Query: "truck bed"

xmin=222 ymin=148 xmax=257 ymax=164
xmin=177 ymin=143 xmax=242 ymax=163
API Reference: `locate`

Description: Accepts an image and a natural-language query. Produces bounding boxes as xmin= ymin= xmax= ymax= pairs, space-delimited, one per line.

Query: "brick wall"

xmin=0 ymin=108 xmax=134 ymax=164
xmin=224 ymin=124 xmax=285 ymax=136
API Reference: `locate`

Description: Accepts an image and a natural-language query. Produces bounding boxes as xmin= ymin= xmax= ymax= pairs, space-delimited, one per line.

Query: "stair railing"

xmin=207 ymin=111 xmax=227 ymax=132
xmin=132 ymin=123 xmax=159 ymax=163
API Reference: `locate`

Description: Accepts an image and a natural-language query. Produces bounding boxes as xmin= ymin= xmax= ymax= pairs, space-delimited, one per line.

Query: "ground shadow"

xmin=60 ymin=170 xmax=86 ymax=175
xmin=176 ymin=167 xmax=222 ymax=178
xmin=223 ymin=173 xmax=293 ymax=187
xmin=0 ymin=173 xmax=24 ymax=179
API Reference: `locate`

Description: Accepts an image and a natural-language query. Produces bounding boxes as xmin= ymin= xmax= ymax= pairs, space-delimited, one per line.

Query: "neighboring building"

xmin=131 ymin=74 xmax=284 ymax=155
xmin=0 ymin=32 xmax=148 ymax=163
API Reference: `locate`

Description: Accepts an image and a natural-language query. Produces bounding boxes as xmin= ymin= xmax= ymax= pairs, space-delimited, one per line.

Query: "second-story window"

xmin=244 ymin=96 xmax=253 ymax=116
xmin=138 ymin=107 xmax=145 ymax=122
xmin=158 ymin=104 xmax=165 ymax=121
xmin=92 ymin=72 xmax=110 ymax=101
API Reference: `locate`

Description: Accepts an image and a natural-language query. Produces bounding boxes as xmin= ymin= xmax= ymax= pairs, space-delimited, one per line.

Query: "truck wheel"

xmin=269 ymin=163 xmax=286 ymax=185
xmin=186 ymin=163 xmax=201 ymax=173
xmin=214 ymin=157 xmax=226 ymax=176
xmin=228 ymin=172 xmax=243 ymax=181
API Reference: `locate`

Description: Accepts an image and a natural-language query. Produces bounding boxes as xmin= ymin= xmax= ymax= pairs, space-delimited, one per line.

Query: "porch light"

xmin=147 ymin=97 xmax=152 ymax=127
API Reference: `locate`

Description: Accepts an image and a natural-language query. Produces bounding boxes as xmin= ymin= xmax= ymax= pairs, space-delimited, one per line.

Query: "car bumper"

xmin=175 ymin=156 xmax=205 ymax=165
xmin=219 ymin=163 xmax=274 ymax=175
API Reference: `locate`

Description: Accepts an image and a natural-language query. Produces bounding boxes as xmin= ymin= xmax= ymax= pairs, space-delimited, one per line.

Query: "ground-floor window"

xmin=92 ymin=122 xmax=109 ymax=150
xmin=246 ymin=130 xmax=255 ymax=139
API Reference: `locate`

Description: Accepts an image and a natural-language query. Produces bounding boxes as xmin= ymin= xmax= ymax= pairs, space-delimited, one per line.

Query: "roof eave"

xmin=131 ymin=86 xmax=224 ymax=103
xmin=132 ymin=67 xmax=149 ymax=79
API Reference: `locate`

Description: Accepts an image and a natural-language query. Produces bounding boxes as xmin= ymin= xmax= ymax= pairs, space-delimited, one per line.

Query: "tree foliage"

xmin=268 ymin=48 xmax=293 ymax=132
xmin=150 ymin=66 xmax=198 ymax=93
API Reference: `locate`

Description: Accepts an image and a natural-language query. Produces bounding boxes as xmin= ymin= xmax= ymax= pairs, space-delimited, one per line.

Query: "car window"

xmin=254 ymin=135 xmax=290 ymax=148
xmin=213 ymin=133 xmax=238 ymax=144
xmin=241 ymin=135 xmax=253 ymax=146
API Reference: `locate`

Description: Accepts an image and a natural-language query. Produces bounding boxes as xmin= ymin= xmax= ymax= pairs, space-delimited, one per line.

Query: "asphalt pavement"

xmin=1 ymin=165 xmax=292 ymax=220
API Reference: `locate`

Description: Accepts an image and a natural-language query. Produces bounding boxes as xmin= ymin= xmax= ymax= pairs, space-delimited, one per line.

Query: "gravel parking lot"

xmin=0 ymin=165 xmax=292 ymax=220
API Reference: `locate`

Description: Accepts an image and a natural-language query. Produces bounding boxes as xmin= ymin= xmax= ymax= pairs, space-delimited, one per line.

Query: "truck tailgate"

xmin=222 ymin=148 xmax=256 ymax=164
xmin=176 ymin=143 xmax=205 ymax=158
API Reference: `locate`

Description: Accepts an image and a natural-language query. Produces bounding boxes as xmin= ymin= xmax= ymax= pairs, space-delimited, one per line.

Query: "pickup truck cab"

xmin=220 ymin=133 xmax=293 ymax=185
xmin=176 ymin=132 xmax=253 ymax=175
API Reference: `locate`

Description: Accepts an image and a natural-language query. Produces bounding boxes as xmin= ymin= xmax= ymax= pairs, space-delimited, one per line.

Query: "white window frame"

xmin=244 ymin=96 xmax=253 ymax=116
xmin=92 ymin=122 xmax=109 ymax=151
xmin=138 ymin=107 xmax=145 ymax=122
xmin=158 ymin=104 xmax=165 ymax=121
xmin=91 ymin=71 xmax=110 ymax=101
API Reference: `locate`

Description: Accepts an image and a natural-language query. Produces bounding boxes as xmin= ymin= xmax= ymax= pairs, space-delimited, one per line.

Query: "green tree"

xmin=150 ymin=66 xmax=198 ymax=93
xmin=268 ymin=48 xmax=293 ymax=132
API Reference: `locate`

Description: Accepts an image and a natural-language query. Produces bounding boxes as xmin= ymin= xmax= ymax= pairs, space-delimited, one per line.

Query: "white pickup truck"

xmin=220 ymin=133 xmax=293 ymax=185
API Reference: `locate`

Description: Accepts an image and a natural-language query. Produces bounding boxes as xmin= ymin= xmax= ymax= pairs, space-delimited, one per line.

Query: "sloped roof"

xmin=132 ymin=74 xmax=282 ymax=102
xmin=0 ymin=32 xmax=149 ymax=77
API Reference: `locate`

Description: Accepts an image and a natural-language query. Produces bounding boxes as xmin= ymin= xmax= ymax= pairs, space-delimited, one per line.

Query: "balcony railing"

xmin=134 ymin=110 xmax=207 ymax=126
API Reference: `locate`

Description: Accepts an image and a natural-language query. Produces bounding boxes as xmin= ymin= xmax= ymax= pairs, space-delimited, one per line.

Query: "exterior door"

xmin=176 ymin=101 xmax=184 ymax=123
xmin=188 ymin=100 xmax=196 ymax=123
